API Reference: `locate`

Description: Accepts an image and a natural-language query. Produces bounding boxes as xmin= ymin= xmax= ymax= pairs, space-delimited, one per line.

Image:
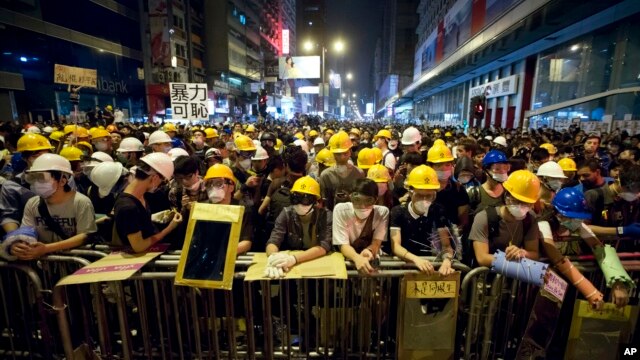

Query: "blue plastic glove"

xmin=617 ymin=223 xmax=640 ymax=237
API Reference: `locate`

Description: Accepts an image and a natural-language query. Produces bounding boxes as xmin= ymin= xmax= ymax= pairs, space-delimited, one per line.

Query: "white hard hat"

xmin=313 ymin=137 xmax=325 ymax=146
xmin=252 ymin=146 xmax=269 ymax=160
xmin=537 ymin=161 xmax=567 ymax=179
xmin=43 ymin=126 xmax=53 ymax=134
xmin=484 ymin=135 xmax=493 ymax=141
xmin=140 ymin=152 xmax=174 ymax=180
xmin=148 ymin=130 xmax=172 ymax=145
xmin=143 ymin=132 xmax=150 ymax=140
xmin=401 ymin=127 xmax=421 ymax=145
xmin=87 ymin=152 xmax=114 ymax=167
xmin=27 ymin=126 xmax=41 ymax=134
xmin=117 ymin=137 xmax=145 ymax=153
xmin=27 ymin=153 xmax=72 ymax=174
xmin=493 ymin=136 xmax=507 ymax=147
xmin=90 ymin=162 xmax=125 ymax=197
xmin=293 ymin=139 xmax=309 ymax=153
xmin=168 ymin=147 xmax=189 ymax=161
xmin=252 ymin=139 xmax=261 ymax=148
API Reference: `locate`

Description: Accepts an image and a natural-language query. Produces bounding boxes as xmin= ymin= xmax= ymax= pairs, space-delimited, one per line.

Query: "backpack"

xmin=485 ymin=206 xmax=533 ymax=253
xmin=268 ymin=182 xmax=292 ymax=224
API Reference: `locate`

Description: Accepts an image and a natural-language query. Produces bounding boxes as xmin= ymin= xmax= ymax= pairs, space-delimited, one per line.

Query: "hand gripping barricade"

xmin=0 ymin=226 xmax=38 ymax=261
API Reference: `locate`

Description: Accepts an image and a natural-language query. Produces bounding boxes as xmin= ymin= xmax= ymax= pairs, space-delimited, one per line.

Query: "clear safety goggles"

xmin=237 ymin=150 xmax=256 ymax=159
xmin=24 ymin=172 xmax=53 ymax=184
xmin=205 ymin=178 xmax=231 ymax=189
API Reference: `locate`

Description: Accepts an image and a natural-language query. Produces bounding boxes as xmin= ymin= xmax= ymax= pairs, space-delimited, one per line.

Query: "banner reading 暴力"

xmin=169 ymin=82 xmax=209 ymax=120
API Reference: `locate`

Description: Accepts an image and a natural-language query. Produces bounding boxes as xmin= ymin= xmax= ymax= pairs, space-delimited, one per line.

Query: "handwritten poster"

xmin=169 ymin=82 xmax=209 ymax=120
xmin=54 ymin=64 xmax=97 ymax=88
xmin=543 ymin=270 xmax=568 ymax=302
xmin=406 ymin=280 xmax=457 ymax=299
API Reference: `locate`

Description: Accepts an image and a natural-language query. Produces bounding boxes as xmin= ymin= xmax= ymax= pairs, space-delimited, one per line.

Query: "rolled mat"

xmin=594 ymin=244 xmax=635 ymax=288
xmin=491 ymin=250 xmax=548 ymax=286
xmin=0 ymin=226 xmax=38 ymax=261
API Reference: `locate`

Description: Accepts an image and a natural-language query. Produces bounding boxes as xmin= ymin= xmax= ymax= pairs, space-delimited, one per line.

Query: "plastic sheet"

xmin=0 ymin=226 xmax=38 ymax=261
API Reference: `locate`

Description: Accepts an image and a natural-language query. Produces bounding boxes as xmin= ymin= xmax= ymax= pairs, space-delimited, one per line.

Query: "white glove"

xmin=267 ymin=253 xmax=289 ymax=266
xmin=264 ymin=265 xmax=284 ymax=279
xmin=272 ymin=254 xmax=297 ymax=269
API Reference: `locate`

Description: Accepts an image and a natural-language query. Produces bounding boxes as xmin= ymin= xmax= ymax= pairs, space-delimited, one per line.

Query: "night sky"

xmin=325 ymin=0 xmax=384 ymax=106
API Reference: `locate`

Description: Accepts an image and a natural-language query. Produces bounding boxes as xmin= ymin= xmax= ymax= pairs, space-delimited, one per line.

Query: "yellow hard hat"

xmin=445 ymin=131 xmax=453 ymax=137
xmin=373 ymin=129 xmax=392 ymax=140
xmin=558 ymin=158 xmax=577 ymax=172
xmin=328 ymin=131 xmax=353 ymax=153
xmin=106 ymin=105 xmax=113 ymax=111
xmin=98 ymin=125 xmax=105 ymax=130
xmin=315 ymin=148 xmax=336 ymax=166
xmin=245 ymin=124 xmax=256 ymax=133
xmin=324 ymin=129 xmax=335 ymax=136
xmin=367 ymin=164 xmax=391 ymax=183
xmin=405 ymin=165 xmax=440 ymax=190
xmin=76 ymin=141 xmax=93 ymax=154
xmin=433 ymin=129 xmax=441 ymax=134
xmin=204 ymin=128 xmax=219 ymax=139
xmin=371 ymin=147 xmax=383 ymax=163
xmin=17 ymin=133 xmax=54 ymax=152
xmin=204 ymin=163 xmax=236 ymax=182
xmin=294 ymin=132 xmax=304 ymax=140
xmin=163 ymin=123 xmax=177 ymax=132
xmin=49 ymin=131 xmax=65 ymax=142
xmin=63 ymin=124 xmax=77 ymax=135
xmin=503 ymin=170 xmax=540 ymax=204
xmin=106 ymin=124 xmax=118 ymax=133
xmin=74 ymin=127 xmax=89 ymax=139
xmin=91 ymin=128 xmax=111 ymax=140
xmin=349 ymin=128 xmax=361 ymax=136
xmin=309 ymin=130 xmax=319 ymax=137
xmin=427 ymin=143 xmax=454 ymax=163
xmin=234 ymin=135 xmax=256 ymax=151
xmin=433 ymin=139 xmax=446 ymax=146
xmin=275 ymin=138 xmax=283 ymax=151
xmin=540 ymin=143 xmax=557 ymax=155
xmin=59 ymin=146 xmax=83 ymax=161
xmin=291 ymin=176 xmax=321 ymax=198
xmin=233 ymin=132 xmax=242 ymax=139
xmin=357 ymin=148 xmax=377 ymax=169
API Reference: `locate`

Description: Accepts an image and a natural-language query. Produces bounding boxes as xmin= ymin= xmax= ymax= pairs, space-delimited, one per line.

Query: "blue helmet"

xmin=551 ymin=187 xmax=592 ymax=219
xmin=482 ymin=150 xmax=508 ymax=168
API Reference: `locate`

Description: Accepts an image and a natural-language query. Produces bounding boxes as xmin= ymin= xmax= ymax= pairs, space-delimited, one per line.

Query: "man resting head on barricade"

xmin=264 ymin=176 xmax=332 ymax=279
xmin=1 ymin=154 xmax=97 ymax=260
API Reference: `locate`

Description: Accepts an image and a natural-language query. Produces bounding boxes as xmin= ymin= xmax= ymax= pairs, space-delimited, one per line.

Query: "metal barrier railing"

xmin=1 ymin=247 xmax=639 ymax=359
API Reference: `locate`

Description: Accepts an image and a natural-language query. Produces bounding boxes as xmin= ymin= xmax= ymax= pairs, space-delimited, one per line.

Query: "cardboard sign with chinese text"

xmin=169 ymin=82 xmax=209 ymax=120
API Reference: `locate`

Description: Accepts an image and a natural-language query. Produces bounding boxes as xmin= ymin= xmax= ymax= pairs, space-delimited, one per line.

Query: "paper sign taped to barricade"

xmin=575 ymin=299 xmax=636 ymax=321
xmin=244 ymin=252 xmax=348 ymax=281
xmin=57 ymin=244 xmax=169 ymax=285
xmin=54 ymin=64 xmax=97 ymax=88
xmin=543 ymin=270 xmax=568 ymax=302
xmin=406 ymin=280 xmax=457 ymax=299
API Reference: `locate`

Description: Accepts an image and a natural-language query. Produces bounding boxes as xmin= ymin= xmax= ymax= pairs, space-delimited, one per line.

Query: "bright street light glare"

xmin=304 ymin=41 xmax=313 ymax=51
xmin=346 ymin=73 xmax=352 ymax=80
xmin=334 ymin=41 xmax=345 ymax=52
xmin=352 ymin=93 xmax=356 ymax=98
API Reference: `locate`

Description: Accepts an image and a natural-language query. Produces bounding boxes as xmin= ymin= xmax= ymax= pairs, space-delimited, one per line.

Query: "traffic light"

xmin=258 ymin=90 xmax=267 ymax=117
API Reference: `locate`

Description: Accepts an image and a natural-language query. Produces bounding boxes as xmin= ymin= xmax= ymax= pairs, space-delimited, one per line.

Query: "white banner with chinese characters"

xmin=469 ymin=74 xmax=518 ymax=99
xmin=169 ymin=82 xmax=209 ymax=120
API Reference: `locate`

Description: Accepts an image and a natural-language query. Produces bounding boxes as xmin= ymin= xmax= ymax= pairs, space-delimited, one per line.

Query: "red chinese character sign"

xmin=169 ymin=82 xmax=209 ymax=120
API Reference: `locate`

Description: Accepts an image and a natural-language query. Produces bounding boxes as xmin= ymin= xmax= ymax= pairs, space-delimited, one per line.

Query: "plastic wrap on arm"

xmin=594 ymin=245 xmax=635 ymax=288
xmin=491 ymin=250 xmax=548 ymax=286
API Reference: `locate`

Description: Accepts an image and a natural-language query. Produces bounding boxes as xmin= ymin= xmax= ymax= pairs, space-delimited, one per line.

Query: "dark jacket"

xmin=267 ymin=206 xmax=332 ymax=252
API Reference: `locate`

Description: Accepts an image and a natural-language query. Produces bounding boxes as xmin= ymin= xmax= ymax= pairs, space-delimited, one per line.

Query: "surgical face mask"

xmin=193 ymin=138 xmax=204 ymax=147
xmin=187 ymin=178 xmax=201 ymax=191
xmin=377 ymin=183 xmax=388 ymax=196
xmin=388 ymin=140 xmax=398 ymax=150
xmin=354 ymin=207 xmax=373 ymax=220
xmin=560 ymin=218 xmax=582 ymax=232
xmin=239 ymin=158 xmax=251 ymax=171
xmin=32 ymin=180 xmax=56 ymax=198
xmin=490 ymin=172 xmax=508 ymax=183
xmin=95 ymin=141 xmax=109 ymax=152
xmin=207 ymin=187 xmax=226 ymax=203
xmin=507 ymin=204 xmax=530 ymax=220
xmin=293 ymin=204 xmax=313 ymax=216
xmin=162 ymin=145 xmax=172 ymax=153
xmin=413 ymin=200 xmax=431 ymax=215
xmin=545 ymin=179 xmax=563 ymax=192
xmin=619 ymin=191 xmax=638 ymax=202
xmin=336 ymin=164 xmax=349 ymax=176
xmin=458 ymin=175 xmax=473 ymax=184
xmin=436 ymin=169 xmax=452 ymax=181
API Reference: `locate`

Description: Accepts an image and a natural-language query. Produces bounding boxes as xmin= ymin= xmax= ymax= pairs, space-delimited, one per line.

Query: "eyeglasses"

xmin=505 ymin=196 xmax=529 ymax=206
xmin=290 ymin=192 xmax=317 ymax=206
xmin=351 ymin=193 xmax=376 ymax=208
xmin=237 ymin=151 xmax=256 ymax=159
xmin=206 ymin=178 xmax=229 ymax=189
xmin=412 ymin=191 xmax=436 ymax=202
xmin=25 ymin=172 xmax=53 ymax=184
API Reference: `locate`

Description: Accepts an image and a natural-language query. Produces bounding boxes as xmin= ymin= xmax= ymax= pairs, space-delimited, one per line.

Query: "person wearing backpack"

xmin=469 ymin=170 xmax=541 ymax=267
xmin=6 ymin=154 xmax=97 ymax=260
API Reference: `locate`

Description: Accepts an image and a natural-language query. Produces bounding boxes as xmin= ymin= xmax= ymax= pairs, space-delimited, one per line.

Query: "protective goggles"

xmin=237 ymin=150 xmax=256 ymax=159
xmin=290 ymin=192 xmax=317 ymax=206
xmin=350 ymin=193 xmax=376 ymax=208
xmin=206 ymin=178 xmax=231 ymax=189
xmin=24 ymin=172 xmax=53 ymax=184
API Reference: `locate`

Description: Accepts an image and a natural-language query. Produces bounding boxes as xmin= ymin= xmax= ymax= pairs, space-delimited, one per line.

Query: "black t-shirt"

xmin=389 ymin=202 xmax=448 ymax=256
xmin=113 ymin=193 xmax=157 ymax=246
xmin=434 ymin=178 xmax=470 ymax=225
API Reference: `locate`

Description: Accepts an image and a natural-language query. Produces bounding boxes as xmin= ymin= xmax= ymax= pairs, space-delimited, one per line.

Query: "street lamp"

xmin=346 ymin=73 xmax=353 ymax=80
xmin=303 ymin=39 xmax=345 ymax=113
xmin=352 ymin=93 xmax=356 ymax=98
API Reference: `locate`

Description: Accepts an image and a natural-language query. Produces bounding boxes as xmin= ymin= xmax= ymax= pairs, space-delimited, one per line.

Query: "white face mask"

xmin=354 ymin=207 xmax=373 ymax=220
xmin=162 ymin=145 xmax=172 ymax=153
xmin=239 ymin=158 xmax=251 ymax=170
xmin=436 ymin=169 xmax=452 ymax=181
xmin=207 ymin=187 xmax=226 ymax=203
xmin=336 ymin=164 xmax=349 ymax=176
xmin=377 ymin=183 xmax=388 ymax=196
xmin=619 ymin=192 xmax=638 ymax=202
xmin=193 ymin=138 xmax=204 ymax=147
xmin=458 ymin=175 xmax=473 ymax=184
xmin=95 ymin=141 xmax=109 ymax=152
xmin=546 ymin=179 xmax=563 ymax=191
xmin=507 ymin=204 xmax=530 ymax=220
xmin=32 ymin=180 xmax=57 ymax=198
xmin=491 ymin=172 xmax=508 ymax=183
xmin=293 ymin=204 xmax=313 ymax=216
xmin=388 ymin=140 xmax=398 ymax=150
xmin=413 ymin=200 xmax=431 ymax=215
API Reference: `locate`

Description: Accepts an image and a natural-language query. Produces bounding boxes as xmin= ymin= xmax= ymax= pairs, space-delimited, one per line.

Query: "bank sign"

xmin=469 ymin=74 xmax=518 ymax=99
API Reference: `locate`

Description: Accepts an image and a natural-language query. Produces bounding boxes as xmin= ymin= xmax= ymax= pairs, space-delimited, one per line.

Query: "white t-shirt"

xmin=332 ymin=202 xmax=389 ymax=245
xmin=21 ymin=192 xmax=97 ymax=243
xmin=382 ymin=149 xmax=397 ymax=172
